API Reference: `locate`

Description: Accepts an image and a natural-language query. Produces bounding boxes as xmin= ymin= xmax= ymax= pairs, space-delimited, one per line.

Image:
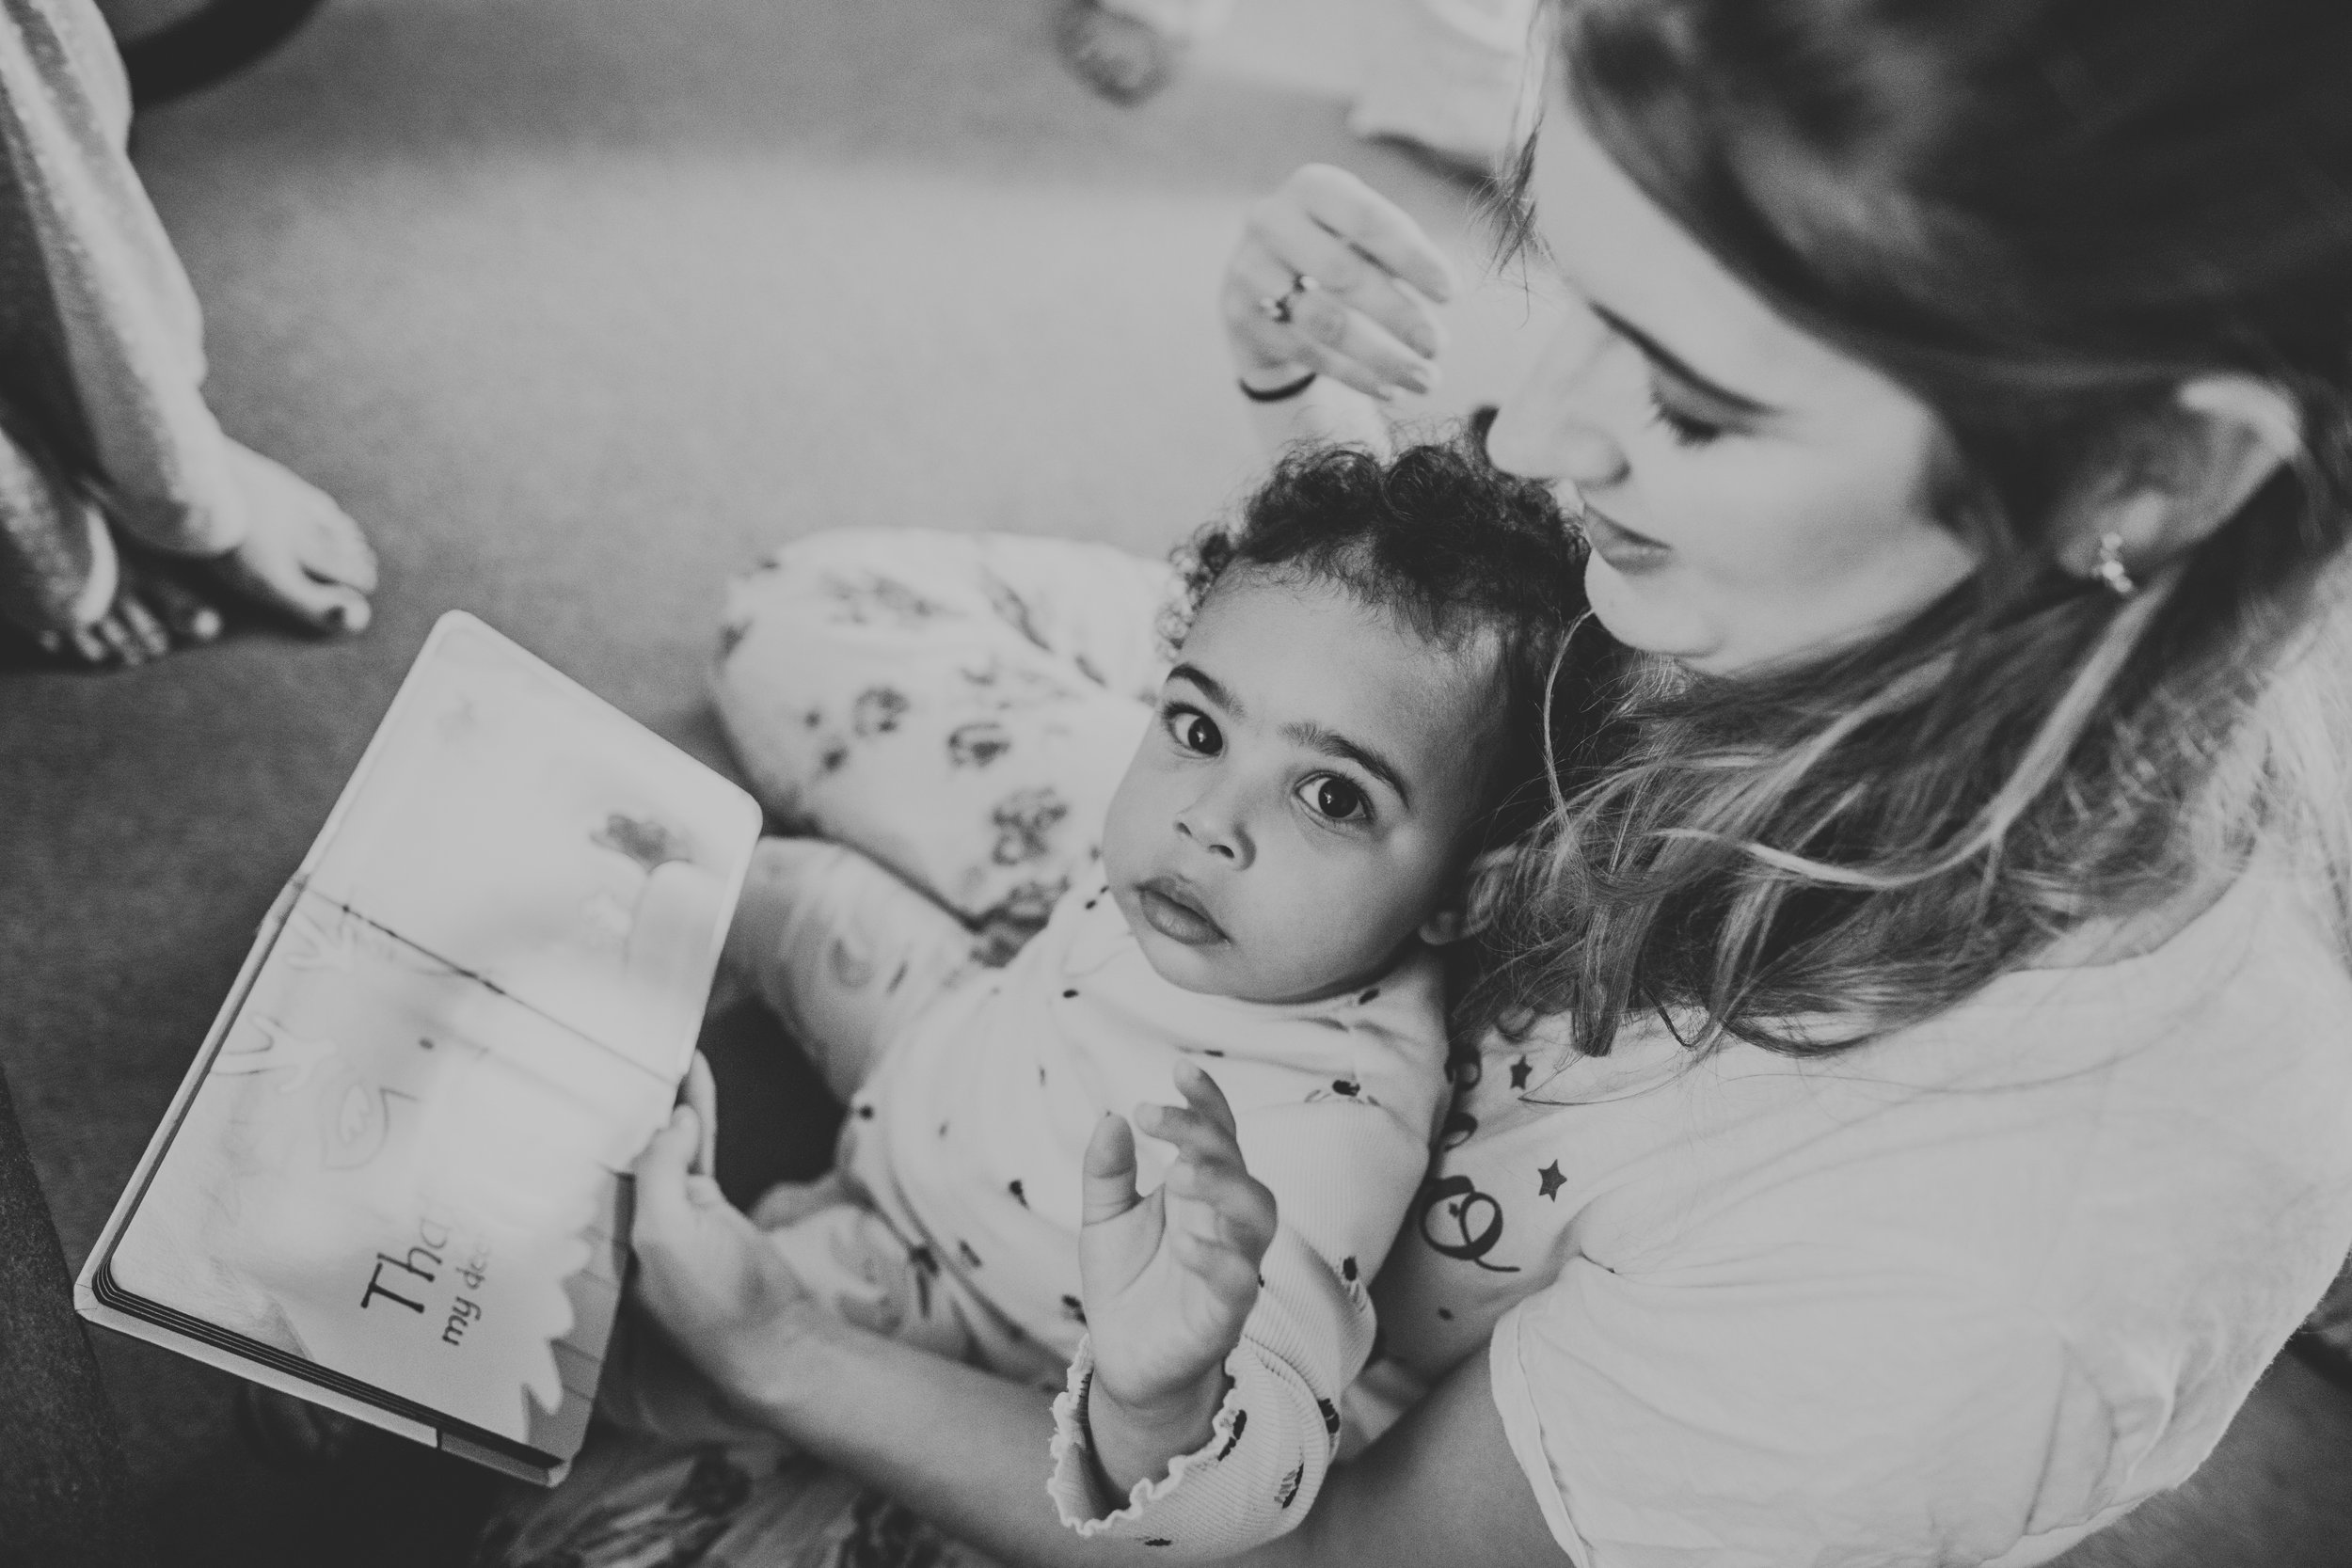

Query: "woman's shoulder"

xmin=1415 ymin=869 xmax=2352 ymax=1326
xmin=1488 ymin=865 xmax=2351 ymax=1129
xmin=1454 ymin=874 xmax=2352 ymax=1552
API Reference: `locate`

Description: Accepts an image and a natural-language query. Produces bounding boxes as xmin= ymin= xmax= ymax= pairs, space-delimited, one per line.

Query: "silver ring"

xmin=1255 ymin=272 xmax=1320 ymax=325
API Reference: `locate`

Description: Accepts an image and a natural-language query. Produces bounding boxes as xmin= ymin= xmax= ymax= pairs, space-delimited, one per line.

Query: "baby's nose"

xmin=1175 ymin=810 xmax=1249 ymax=865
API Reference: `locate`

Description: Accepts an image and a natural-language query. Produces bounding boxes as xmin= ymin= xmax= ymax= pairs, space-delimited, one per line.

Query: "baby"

xmin=707 ymin=437 xmax=1585 ymax=1553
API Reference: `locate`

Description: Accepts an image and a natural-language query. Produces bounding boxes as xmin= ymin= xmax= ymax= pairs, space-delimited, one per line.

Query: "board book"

xmin=75 ymin=612 xmax=762 ymax=1484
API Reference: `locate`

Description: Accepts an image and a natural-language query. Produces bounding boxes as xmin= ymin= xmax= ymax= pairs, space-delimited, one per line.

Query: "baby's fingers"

xmin=1082 ymin=1113 xmax=1145 ymax=1225
xmin=1166 ymin=1157 xmax=1278 ymax=1261
xmin=1173 ymin=1059 xmax=1242 ymax=1141
xmin=1169 ymin=1224 xmax=1268 ymax=1307
xmin=1135 ymin=1100 xmax=1244 ymax=1178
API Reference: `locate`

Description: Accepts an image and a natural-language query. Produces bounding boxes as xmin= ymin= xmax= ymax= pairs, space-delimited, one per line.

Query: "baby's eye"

xmin=1165 ymin=707 xmax=1222 ymax=756
xmin=1297 ymin=775 xmax=1370 ymax=824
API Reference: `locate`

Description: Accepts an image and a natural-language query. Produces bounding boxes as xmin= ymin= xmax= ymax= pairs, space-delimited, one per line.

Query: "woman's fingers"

xmin=1251 ymin=199 xmax=1449 ymax=360
xmin=1287 ymin=162 xmax=1458 ymax=302
xmin=1223 ymin=163 xmax=1458 ymax=398
xmin=630 ymin=1104 xmax=705 ymax=1252
xmin=683 ymin=1052 xmax=720 ymax=1176
xmin=1232 ymin=250 xmax=1438 ymax=400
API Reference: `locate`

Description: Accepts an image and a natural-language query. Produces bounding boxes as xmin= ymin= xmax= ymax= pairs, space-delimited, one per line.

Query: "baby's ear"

xmin=1419 ymin=847 xmax=1520 ymax=947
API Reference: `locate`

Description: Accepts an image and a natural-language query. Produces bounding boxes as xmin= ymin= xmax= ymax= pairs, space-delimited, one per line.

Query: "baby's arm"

xmin=1050 ymin=1058 xmax=1438 ymax=1560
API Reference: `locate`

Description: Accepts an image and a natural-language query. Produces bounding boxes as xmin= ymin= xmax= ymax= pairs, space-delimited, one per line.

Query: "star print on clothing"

xmin=1509 ymin=1055 xmax=1532 ymax=1090
xmin=1537 ymin=1161 xmax=1565 ymax=1200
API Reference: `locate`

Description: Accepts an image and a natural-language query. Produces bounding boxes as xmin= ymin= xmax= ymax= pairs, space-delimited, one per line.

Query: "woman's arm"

xmin=744 ymin=1299 xmax=1565 ymax=1568
xmin=628 ymin=1105 xmax=1568 ymax=1568
xmin=1219 ymin=165 xmax=1462 ymax=461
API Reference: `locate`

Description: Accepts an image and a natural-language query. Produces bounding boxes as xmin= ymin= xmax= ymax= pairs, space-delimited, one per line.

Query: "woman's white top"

xmin=1369 ymin=870 xmax=2352 ymax=1568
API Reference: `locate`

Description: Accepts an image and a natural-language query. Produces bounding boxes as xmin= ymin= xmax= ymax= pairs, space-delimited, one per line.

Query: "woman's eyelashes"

xmin=1645 ymin=386 xmax=1728 ymax=448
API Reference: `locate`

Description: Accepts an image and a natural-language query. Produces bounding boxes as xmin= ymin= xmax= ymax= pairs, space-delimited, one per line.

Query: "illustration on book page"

xmin=295 ymin=615 xmax=748 ymax=1079
xmin=108 ymin=893 xmax=667 ymax=1453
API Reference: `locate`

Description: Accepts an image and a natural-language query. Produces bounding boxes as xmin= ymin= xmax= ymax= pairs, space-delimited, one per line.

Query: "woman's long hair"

xmin=1465 ymin=0 xmax=2352 ymax=1057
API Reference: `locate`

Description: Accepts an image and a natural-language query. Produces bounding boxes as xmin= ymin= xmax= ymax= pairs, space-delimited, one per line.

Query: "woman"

xmin=489 ymin=1 xmax=2352 ymax=1562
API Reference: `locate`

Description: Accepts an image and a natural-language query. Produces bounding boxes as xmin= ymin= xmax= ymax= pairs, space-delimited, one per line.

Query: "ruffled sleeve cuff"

xmin=1045 ymin=1335 xmax=1334 ymax=1558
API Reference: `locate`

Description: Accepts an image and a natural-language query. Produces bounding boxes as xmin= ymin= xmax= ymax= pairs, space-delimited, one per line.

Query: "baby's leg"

xmin=723 ymin=838 xmax=977 ymax=1105
xmin=761 ymin=1202 xmax=975 ymax=1364
xmin=594 ymin=1198 xmax=973 ymax=1445
xmin=713 ymin=529 xmax=1168 ymax=950
xmin=588 ymin=1203 xmax=983 ymax=1476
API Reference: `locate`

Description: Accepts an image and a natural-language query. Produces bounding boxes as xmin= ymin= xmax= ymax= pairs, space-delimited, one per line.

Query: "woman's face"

xmin=1484 ymin=105 xmax=1981 ymax=674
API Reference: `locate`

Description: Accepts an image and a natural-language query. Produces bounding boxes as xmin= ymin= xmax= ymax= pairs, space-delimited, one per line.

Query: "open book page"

xmin=94 ymin=613 xmax=760 ymax=1463
xmin=297 ymin=614 xmax=753 ymax=1080
xmin=107 ymin=892 xmax=660 ymax=1452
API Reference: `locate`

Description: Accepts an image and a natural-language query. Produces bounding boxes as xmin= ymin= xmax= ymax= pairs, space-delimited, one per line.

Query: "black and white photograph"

xmin=4 ymin=2 xmax=2350 ymax=1566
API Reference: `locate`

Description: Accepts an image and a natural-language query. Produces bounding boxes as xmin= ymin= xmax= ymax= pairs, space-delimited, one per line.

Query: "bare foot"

xmin=1053 ymin=0 xmax=1185 ymax=105
xmin=206 ymin=441 xmax=377 ymax=635
xmin=24 ymin=540 xmax=225 ymax=669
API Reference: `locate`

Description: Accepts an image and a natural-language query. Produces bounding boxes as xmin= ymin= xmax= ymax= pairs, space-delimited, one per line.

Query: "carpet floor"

xmin=1 ymin=1 xmax=2348 ymax=1563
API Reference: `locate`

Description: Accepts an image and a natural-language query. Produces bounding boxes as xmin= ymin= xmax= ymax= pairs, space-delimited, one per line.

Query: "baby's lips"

xmin=1135 ymin=879 xmax=1226 ymax=946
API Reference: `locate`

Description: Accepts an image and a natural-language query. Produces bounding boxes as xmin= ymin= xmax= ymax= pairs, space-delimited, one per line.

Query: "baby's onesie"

xmin=743 ymin=840 xmax=1451 ymax=1554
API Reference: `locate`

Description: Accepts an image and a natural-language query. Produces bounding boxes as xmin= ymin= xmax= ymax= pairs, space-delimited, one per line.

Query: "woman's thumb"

xmin=1080 ymin=1113 xmax=1142 ymax=1225
xmin=634 ymin=1105 xmax=699 ymax=1196
xmin=628 ymin=1105 xmax=702 ymax=1249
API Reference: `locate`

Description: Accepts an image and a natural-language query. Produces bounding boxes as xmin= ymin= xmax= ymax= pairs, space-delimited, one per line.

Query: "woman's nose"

xmin=1486 ymin=403 xmax=1629 ymax=506
xmin=1484 ymin=316 xmax=1632 ymax=502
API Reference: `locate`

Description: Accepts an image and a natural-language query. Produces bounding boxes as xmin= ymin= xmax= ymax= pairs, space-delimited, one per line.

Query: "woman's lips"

xmin=1135 ymin=879 xmax=1226 ymax=946
xmin=1579 ymin=505 xmax=1672 ymax=574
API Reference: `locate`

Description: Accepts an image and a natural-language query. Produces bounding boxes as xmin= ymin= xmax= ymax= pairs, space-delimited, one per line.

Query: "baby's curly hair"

xmin=1164 ymin=431 xmax=1607 ymax=852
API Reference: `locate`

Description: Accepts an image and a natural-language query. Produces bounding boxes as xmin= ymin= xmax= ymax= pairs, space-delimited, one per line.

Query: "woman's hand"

xmin=1222 ymin=164 xmax=1459 ymax=400
xmin=627 ymin=1101 xmax=816 ymax=1417
xmin=1078 ymin=1060 xmax=1279 ymax=1494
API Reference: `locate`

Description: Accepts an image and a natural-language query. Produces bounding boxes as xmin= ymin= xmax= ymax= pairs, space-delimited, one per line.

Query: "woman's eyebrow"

xmin=1281 ymin=720 xmax=1411 ymax=809
xmin=1589 ymin=302 xmax=1776 ymax=418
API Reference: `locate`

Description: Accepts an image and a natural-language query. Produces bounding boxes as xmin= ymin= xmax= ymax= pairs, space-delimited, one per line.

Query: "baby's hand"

xmin=1079 ymin=1062 xmax=1278 ymax=1449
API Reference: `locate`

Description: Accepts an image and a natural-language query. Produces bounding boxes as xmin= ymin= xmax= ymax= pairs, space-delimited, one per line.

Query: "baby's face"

xmin=1102 ymin=568 xmax=1502 ymax=1005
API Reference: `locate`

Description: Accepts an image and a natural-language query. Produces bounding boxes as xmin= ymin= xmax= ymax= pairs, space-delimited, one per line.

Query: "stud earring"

xmin=2091 ymin=531 xmax=2136 ymax=598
